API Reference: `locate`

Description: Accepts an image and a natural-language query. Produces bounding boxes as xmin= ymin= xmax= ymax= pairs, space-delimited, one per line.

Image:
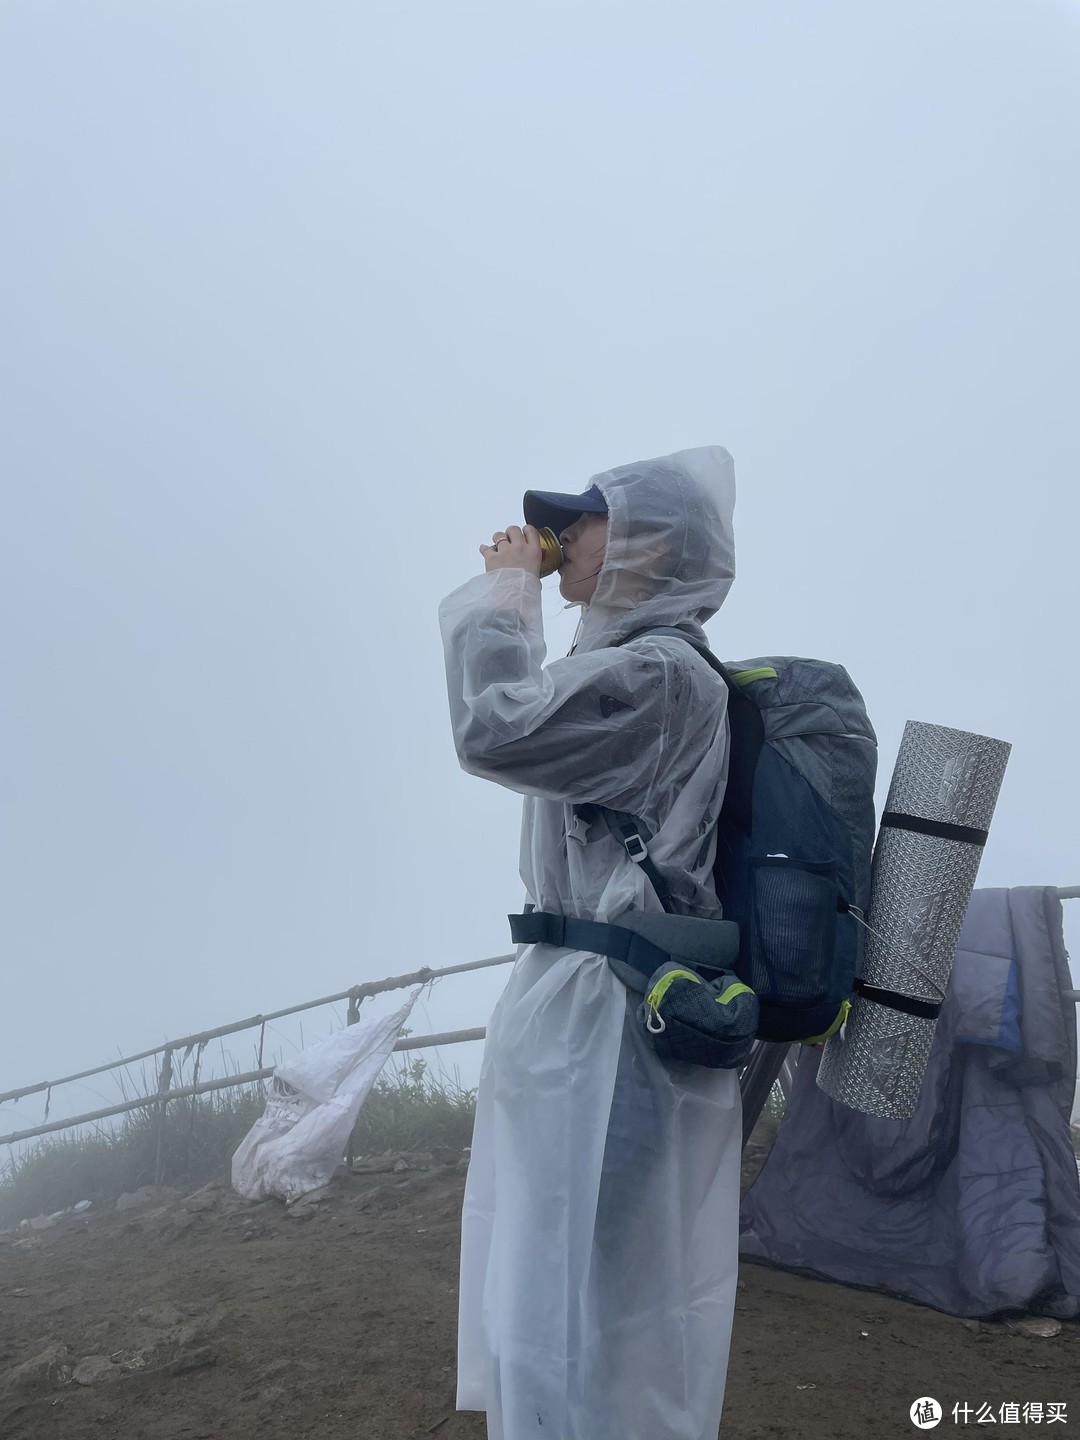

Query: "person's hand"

xmin=480 ymin=524 xmax=543 ymax=577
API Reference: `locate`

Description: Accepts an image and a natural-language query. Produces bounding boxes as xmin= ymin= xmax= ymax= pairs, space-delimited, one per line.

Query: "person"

xmin=438 ymin=446 xmax=741 ymax=1440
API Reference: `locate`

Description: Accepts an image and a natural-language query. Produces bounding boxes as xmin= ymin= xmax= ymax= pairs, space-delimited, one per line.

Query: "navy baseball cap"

xmin=523 ymin=484 xmax=608 ymax=534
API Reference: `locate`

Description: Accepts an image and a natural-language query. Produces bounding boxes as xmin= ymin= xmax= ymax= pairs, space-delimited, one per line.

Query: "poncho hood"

xmin=572 ymin=445 xmax=736 ymax=653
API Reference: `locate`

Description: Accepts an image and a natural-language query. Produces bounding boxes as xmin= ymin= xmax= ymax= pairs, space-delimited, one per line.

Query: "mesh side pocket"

xmin=749 ymin=858 xmax=839 ymax=1007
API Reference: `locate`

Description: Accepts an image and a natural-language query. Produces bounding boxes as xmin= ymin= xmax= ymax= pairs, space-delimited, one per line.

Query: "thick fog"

xmin=2 ymin=0 xmax=1078 ymax=1133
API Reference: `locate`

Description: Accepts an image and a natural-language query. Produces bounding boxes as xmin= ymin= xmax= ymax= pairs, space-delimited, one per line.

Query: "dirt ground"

xmin=1 ymin=1154 xmax=1077 ymax=1440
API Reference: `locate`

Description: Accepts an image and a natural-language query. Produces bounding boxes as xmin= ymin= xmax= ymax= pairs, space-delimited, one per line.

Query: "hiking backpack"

xmin=606 ymin=631 xmax=879 ymax=1044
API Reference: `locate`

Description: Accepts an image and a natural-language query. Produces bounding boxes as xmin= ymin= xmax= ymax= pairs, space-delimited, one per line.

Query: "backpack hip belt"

xmin=507 ymin=908 xmax=740 ymax=988
xmin=508 ymin=908 xmax=756 ymax=1070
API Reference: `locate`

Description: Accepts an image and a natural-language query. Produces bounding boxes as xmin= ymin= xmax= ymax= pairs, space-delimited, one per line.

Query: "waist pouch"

xmin=642 ymin=962 xmax=758 ymax=1069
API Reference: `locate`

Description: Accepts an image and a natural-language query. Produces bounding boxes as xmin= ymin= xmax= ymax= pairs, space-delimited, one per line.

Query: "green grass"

xmin=349 ymin=1055 xmax=477 ymax=1158
xmin=0 ymin=1088 xmax=268 ymax=1227
xmin=0 ymin=1055 xmax=476 ymax=1228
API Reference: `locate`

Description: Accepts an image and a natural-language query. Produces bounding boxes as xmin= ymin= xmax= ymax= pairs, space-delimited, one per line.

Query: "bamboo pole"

xmin=0 ymin=953 xmax=514 ymax=1106
xmin=152 ymin=1047 xmax=173 ymax=1190
xmin=0 ymin=1026 xmax=488 ymax=1148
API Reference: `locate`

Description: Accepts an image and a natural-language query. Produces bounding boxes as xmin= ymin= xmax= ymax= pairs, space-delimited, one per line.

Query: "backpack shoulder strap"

xmin=575 ymin=805 xmax=673 ymax=909
xmin=615 ymin=626 xmax=763 ymax=836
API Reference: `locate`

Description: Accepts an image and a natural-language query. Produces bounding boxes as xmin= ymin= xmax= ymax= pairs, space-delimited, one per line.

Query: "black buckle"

xmin=508 ymin=911 xmax=566 ymax=948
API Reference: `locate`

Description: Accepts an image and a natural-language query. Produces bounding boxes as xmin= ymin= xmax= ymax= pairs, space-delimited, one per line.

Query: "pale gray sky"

xmin=2 ymin=0 xmax=1078 ymax=1127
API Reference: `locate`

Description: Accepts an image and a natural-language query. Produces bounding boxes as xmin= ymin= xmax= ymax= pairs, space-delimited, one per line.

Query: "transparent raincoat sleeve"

xmin=439 ymin=568 xmax=712 ymax=813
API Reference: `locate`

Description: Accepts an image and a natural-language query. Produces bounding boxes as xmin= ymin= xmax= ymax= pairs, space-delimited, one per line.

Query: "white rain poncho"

xmin=439 ymin=446 xmax=742 ymax=1440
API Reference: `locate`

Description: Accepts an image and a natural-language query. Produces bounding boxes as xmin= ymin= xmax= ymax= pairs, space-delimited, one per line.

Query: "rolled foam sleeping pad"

xmin=816 ymin=720 xmax=1011 ymax=1119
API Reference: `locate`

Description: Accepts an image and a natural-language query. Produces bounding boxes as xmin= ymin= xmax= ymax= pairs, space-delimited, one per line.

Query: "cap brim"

xmin=523 ymin=485 xmax=608 ymax=533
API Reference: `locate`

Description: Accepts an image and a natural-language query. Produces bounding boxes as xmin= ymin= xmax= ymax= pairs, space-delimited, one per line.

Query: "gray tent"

xmin=740 ymin=887 xmax=1080 ymax=1318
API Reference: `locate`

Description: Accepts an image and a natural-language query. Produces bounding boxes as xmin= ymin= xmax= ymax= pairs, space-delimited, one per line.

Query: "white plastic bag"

xmin=231 ymin=988 xmax=420 ymax=1203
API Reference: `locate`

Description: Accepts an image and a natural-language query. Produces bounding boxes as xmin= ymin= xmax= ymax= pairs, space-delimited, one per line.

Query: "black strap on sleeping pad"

xmin=880 ymin=811 xmax=989 ymax=848
xmin=852 ymin=978 xmax=942 ymax=1021
xmin=508 ymin=911 xmax=671 ymax=985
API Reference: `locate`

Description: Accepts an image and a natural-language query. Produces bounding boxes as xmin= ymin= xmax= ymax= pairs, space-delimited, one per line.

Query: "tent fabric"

xmin=740 ymin=887 xmax=1080 ymax=1318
